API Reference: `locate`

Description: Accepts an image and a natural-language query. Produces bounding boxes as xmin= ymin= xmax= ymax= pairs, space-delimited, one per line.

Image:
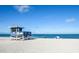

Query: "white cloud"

xmin=65 ymin=18 xmax=76 ymax=23
xmin=14 ymin=5 xmax=30 ymax=13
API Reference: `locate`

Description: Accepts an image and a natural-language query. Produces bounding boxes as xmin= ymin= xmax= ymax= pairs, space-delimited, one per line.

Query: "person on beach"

xmin=56 ymin=36 xmax=60 ymax=39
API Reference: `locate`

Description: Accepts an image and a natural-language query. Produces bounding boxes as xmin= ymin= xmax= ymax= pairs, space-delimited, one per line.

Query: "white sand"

xmin=0 ymin=38 xmax=79 ymax=53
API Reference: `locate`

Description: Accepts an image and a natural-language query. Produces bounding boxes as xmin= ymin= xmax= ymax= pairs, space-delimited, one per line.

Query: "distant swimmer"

xmin=56 ymin=36 xmax=60 ymax=39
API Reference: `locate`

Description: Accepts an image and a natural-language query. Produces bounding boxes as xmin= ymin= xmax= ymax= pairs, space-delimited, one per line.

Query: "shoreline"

xmin=0 ymin=37 xmax=79 ymax=40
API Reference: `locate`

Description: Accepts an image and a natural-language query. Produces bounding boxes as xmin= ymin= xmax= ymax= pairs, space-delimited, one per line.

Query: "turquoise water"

xmin=0 ymin=34 xmax=10 ymax=37
xmin=1 ymin=34 xmax=79 ymax=39
xmin=32 ymin=34 xmax=79 ymax=39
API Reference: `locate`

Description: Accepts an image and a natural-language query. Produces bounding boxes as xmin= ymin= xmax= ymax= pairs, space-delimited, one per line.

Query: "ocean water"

xmin=1 ymin=34 xmax=79 ymax=39
xmin=32 ymin=34 xmax=79 ymax=39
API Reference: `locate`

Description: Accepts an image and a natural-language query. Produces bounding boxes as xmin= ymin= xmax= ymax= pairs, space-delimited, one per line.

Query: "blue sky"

xmin=0 ymin=5 xmax=79 ymax=34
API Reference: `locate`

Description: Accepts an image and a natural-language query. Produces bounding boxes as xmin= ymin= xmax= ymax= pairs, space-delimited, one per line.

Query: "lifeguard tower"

xmin=10 ymin=26 xmax=23 ymax=40
xmin=10 ymin=26 xmax=32 ymax=40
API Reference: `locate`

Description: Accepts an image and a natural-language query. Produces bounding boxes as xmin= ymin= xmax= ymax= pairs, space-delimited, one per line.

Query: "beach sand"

xmin=0 ymin=38 xmax=79 ymax=53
